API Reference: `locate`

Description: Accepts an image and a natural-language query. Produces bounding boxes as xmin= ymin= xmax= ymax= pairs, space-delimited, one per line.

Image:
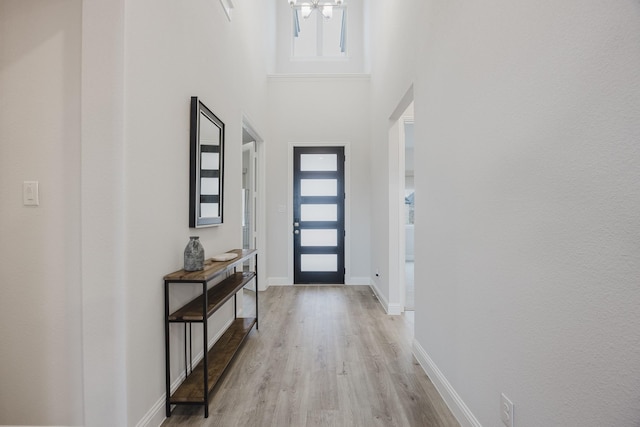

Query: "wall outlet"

xmin=501 ymin=393 xmax=514 ymax=427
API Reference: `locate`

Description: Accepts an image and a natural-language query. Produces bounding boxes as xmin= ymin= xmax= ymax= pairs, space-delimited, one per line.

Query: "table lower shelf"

xmin=168 ymin=272 xmax=256 ymax=322
xmin=169 ymin=317 xmax=256 ymax=404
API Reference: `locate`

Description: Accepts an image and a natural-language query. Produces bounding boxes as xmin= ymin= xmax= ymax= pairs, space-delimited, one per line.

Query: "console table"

xmin=164 ymin=248 xmax=258 ymax=417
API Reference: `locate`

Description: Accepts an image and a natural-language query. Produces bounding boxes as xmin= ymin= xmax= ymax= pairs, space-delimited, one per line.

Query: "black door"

xmin=293 ymin=146 xmax=345 ymax=284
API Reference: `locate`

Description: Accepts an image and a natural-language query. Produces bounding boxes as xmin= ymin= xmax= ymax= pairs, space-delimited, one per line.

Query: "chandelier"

xmin=288 ymin=0 xmax=344 ymax=19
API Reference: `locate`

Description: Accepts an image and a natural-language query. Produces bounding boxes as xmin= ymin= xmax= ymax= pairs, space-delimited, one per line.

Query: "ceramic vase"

xmin=184 ymin=236 xmax=204 ymax=271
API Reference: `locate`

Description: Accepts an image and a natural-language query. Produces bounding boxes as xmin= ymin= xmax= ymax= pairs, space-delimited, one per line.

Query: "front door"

xmin=293 ymin=146 xmax=345 ymax=284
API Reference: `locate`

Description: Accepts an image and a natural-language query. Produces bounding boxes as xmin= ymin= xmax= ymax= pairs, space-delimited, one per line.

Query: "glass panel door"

xmin=293 ymin=147 xmax=345 ymax=284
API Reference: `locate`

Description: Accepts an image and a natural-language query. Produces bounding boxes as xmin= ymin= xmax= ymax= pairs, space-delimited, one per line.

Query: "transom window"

xmin=292 ymin=6 xmax=347 ymax=58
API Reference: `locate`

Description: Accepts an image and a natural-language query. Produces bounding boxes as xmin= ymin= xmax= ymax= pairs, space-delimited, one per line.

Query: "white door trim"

xmin=387 ymin=84 xmax=414 ymax=314
xmin=242 ymin=113 xmax=266 ymax=291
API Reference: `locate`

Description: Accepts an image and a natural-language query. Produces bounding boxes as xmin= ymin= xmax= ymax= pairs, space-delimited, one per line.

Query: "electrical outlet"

xmin=501 ymin=393 xmax=514 ymax=427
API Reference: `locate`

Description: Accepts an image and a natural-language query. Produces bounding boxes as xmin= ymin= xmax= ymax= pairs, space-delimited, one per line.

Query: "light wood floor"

xmin=162 ymin=285 xmax=459 ymax=427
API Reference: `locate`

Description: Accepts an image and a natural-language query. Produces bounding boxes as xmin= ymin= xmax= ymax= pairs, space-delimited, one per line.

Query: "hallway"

xmin=3 ymin=2 xmax=639 ymax=425
xmin=162 ymin=286 xmax=458 ymax=427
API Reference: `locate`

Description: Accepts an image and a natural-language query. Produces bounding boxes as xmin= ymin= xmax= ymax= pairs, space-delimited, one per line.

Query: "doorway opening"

xmin=388 ymin=86 xmax=415 ymax=317
xmin=403 ymin=112 xmax=415 ymax=311
xmin=241 ymin=116 xmax=265 ymax=304
xmin=242 ymin=140 xmax=256 ymax=263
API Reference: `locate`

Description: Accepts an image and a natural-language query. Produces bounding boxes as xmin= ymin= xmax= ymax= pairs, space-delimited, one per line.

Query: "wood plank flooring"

xmin=162 ymin=285 xmax=459 ymax=427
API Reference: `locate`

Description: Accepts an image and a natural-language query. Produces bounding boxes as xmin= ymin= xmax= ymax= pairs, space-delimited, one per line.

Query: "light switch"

xmin=23 ymin=181 xmax=39 ymax=206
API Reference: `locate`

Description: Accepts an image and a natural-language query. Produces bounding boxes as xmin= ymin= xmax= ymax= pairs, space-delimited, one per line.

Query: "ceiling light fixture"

xmin=288 ymin=0 xmax=344 ymax=19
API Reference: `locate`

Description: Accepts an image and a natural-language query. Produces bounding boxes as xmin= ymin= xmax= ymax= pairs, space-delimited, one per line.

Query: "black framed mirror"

xmin=189 ymin=97 xmax=224 ymax=227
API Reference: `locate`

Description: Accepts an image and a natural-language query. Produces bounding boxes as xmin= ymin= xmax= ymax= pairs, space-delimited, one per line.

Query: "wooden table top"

xmin=164 ymin=248 xmax=257 ymax=282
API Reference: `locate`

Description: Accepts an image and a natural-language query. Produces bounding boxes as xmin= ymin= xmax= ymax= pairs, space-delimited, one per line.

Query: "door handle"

xmin=293 ymin=222 xmax=300 ymax=227
xmin=294 ymin=230 xmax=300 ymax=234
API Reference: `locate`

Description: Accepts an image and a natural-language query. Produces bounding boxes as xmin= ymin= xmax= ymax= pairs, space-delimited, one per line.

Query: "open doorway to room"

xmin=242 ymin=138 xmax=257 ymax=268
xmin=403 ymin=111 xmax=415 ymax=311
xmin=388 ymin=86 xmax=414 ymax=321
xmin=240 ymin=116 xmax=265 ymax=316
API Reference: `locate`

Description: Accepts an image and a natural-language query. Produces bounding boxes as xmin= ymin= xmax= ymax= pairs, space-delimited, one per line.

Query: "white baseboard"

xmin=412 ymin=340 xmax=482 ymax=427
xmin=369 ymin=280 xmax=387 ymax=311
xmin=134 ymin=395 xmax=165 ymax=427
xmin=369 ymin=281 xmax=388 ymax=314
xmin=369 ymin=281 xmax=403 ymax=315
xmin=267 ymin=277 xmax=291 ymax=286
xmin=269 ymin=277 xmax=372 ymax=287
xmin=387 ymin=303 xmax=402 ymax=315
xmin=135 ymin=317 xmax=234 ymax=427
xmin=346 ymin=276 xmax=371 ymax=285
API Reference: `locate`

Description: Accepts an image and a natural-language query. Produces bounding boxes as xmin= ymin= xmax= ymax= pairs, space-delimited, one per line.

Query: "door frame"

xmin=402 ymin=117 xmax=414 ymax=310
xmin=293 ymin=146 xmax=345 ymax=284
xmin=242 ymin=114 xmax=266 ymax=290
xmin=288 ymin=142 xmax=351 ymax=285
xmin=387 ymin=85 xmax=414 ymax=315
xmin=242 ymin=141 xmax=257 ymax=274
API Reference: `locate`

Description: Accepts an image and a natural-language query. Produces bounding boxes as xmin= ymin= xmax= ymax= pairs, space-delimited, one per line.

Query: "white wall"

xmin=367 ymin=2 xmax=419 ymax=312
xmin=266 ymin=76 xmax=371 ymax=284
xmin=81 ymin=0 xmax=128 ymax=424
xmin=5 ymin=1 xmax=640 ymax=426
xmin=370 ymin=1 xmax=640 ymax=426
xmin=122 ymin=1 xmax=270 ymax=425
xmin=1 ymin=0 xmax=270 ymax=425
xmin=0 ymin=1 xmax=84 ymax=425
